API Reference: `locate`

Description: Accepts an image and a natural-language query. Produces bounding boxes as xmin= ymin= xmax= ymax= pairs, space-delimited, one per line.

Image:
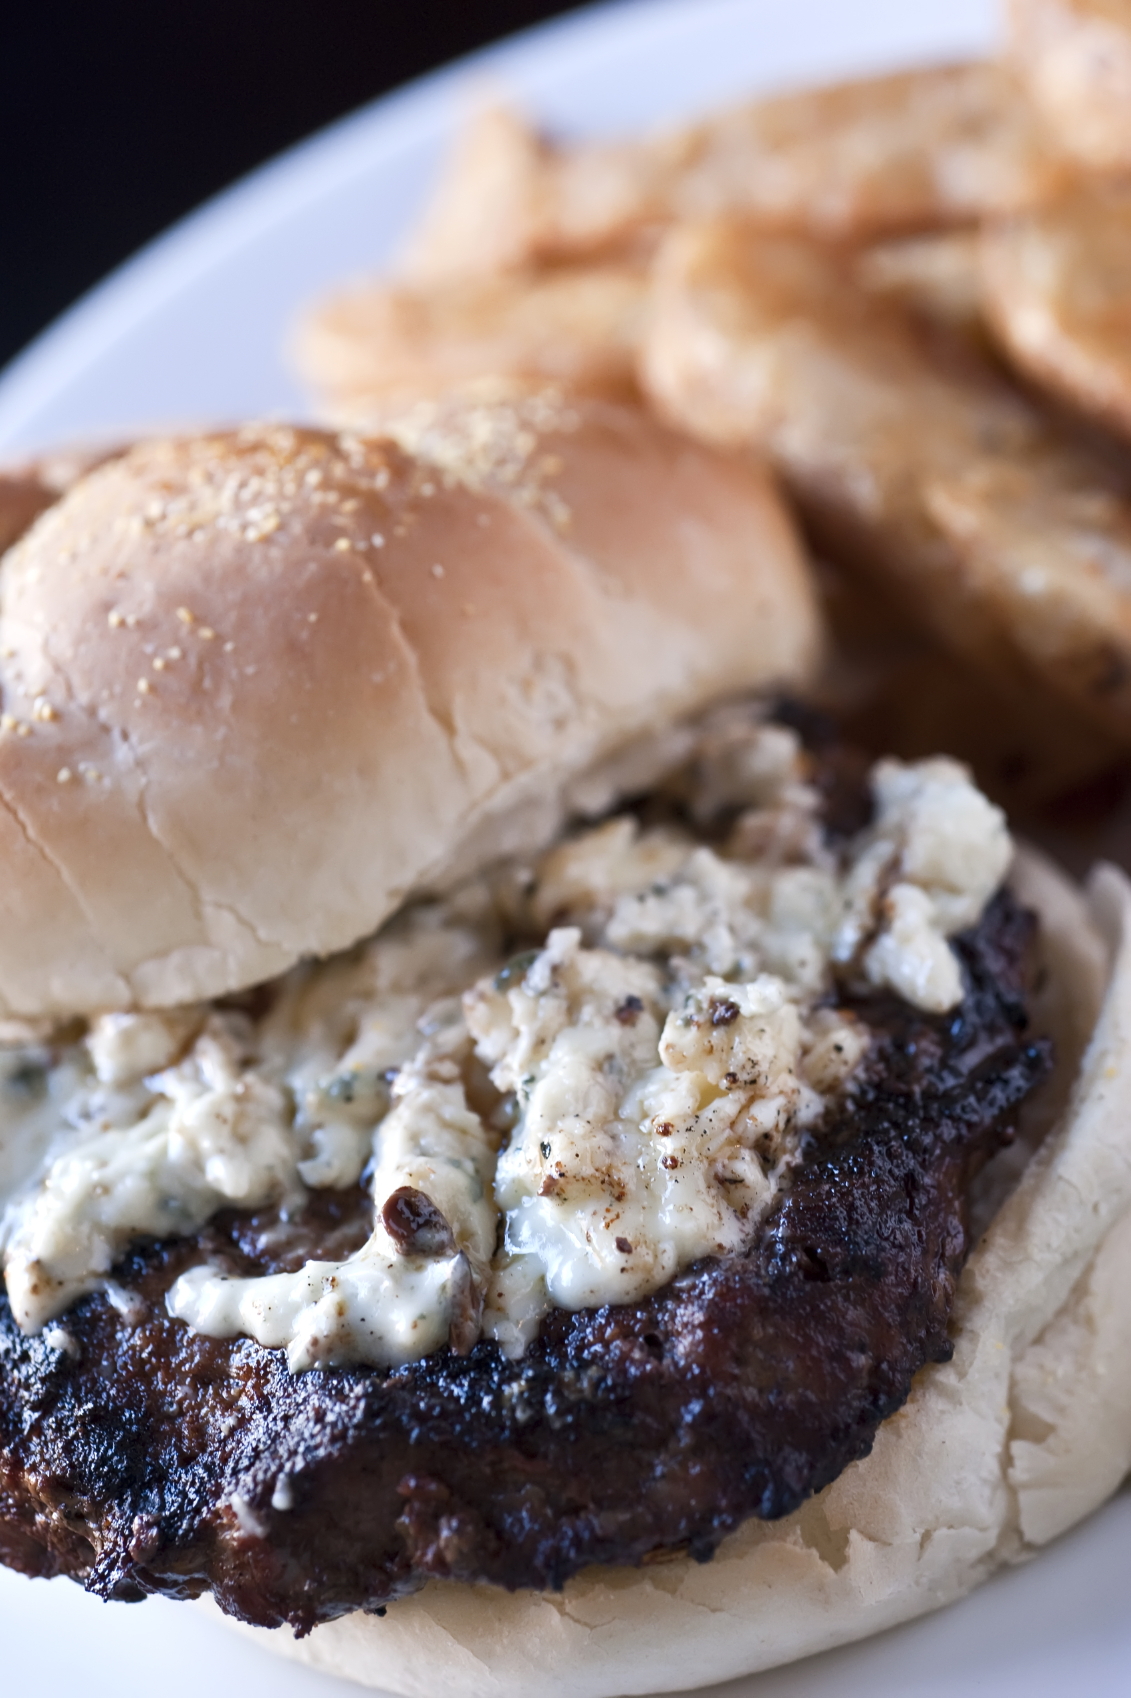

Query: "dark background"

xmin=0 ymin=0 xmax=581 ymax=375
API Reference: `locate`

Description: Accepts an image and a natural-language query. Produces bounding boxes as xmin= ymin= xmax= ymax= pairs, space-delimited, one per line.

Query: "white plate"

xmin=3 ymin=1 xmax=1130 ymax=1694
xmin=0 ymin=0 xmax=999 ymax=455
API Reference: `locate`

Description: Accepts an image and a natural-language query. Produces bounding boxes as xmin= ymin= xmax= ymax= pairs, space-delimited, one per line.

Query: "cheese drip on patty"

xmin=0 ymin=715 xmax=1010 ymax=1367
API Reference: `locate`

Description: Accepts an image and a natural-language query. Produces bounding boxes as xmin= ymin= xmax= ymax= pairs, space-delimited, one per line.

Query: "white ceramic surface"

xmin=0 ymin=0 xmax=996 ymax=455
xmin=3 ymin=1 xmax=1130 ymax=1694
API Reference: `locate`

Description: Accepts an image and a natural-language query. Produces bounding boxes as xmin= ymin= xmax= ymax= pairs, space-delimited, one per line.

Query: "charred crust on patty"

xmin=0 ymin=890 xmax=1047 ymax=1631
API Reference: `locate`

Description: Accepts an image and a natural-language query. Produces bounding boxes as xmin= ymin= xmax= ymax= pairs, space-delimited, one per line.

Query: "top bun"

xmin=0 ymin=394 xmax=820 ymax=1017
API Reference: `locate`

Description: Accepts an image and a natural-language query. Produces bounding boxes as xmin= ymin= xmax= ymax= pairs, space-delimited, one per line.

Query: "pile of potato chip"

xmin=294 ymin=0 xmax=1131 ymax=869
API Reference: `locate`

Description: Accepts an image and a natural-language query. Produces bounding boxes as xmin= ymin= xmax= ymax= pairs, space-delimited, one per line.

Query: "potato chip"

xmin=643 ymin=221 xmax=1131 ymax=742
xmin=293 ymin=260 xmax=648 ymax=416
xmin=1008 ymin=0 xmax=1131 ymax=170
xmin=981 ymin=179 xmax=1131 ymax=440
xmin=856 ymin=230 xmax=985 ymax=340
xmin=406 ymin=64 xmax=1069 ymax=278
xmin=657 ymin=61 xmax=1067 ymax=240
xmin=401 ymin=106 xmax=550 ymax=281
xmin=816 ymin=557 xmax=1126 ymax=814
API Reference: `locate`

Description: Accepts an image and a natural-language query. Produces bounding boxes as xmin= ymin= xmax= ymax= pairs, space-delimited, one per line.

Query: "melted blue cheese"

xmin=467 ymin=936 xmax=857 ymax=1350
xmin=2 ymin=1018 xmax=298 ymax=1333
xmin=0 ymin=727 xmax=1011 ymax=1366
xmin=0 ymin=896 xmax=499 ymax=1336
xmin=168 ymin=1004 xmax=500 ymax=1371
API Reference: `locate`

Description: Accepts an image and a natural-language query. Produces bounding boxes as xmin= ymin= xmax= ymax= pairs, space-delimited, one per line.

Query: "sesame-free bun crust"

xmin=0 ymin=475 xmax=56 ymax=560
xmin=0 ymin=447 xmax=129 ymax=560
xmin=224 ymin=850 xmax=1131 ymax=1697
xmin=0 ymin=397 xmax=819 ymax=1017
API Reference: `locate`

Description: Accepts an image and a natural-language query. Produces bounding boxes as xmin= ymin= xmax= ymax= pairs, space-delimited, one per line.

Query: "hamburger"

xmin=0 ymin=392 xmax=1128 ymax=1698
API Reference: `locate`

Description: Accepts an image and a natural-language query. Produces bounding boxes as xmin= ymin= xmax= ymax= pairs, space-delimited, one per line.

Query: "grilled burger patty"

xmin=0 ymin=889 xmax=1047 ymax=1633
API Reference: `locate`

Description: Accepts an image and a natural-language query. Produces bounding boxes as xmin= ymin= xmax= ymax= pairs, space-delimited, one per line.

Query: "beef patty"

xmin=0 ymin=889 xmax=1047 ymax=1633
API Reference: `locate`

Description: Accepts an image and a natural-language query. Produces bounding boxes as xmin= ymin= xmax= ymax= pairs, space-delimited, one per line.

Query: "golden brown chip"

xmin=657 ymin=61 xmax=1067 ymax=240
xmin=856 ymin=230 xmax=985 ymax=340
xmin=1007 ymin=0 xmax=1131 ymax=170
xmin=981 ymin=180 xmax=1131 ymax=440
xmin=402 ymin=105 xmax=672 ymax=282
xmin=816 ymin=558 xmax=1125 ymax=814
xmin=292 ymin=261 xmax=648 ymax=417
xmin=407 ymin=65 xmax=1069 ymax=277
xmin=642 ymin=220 xmax=1131 ymax=742
xmin=401 ymin=106 xmax=550 ymax=281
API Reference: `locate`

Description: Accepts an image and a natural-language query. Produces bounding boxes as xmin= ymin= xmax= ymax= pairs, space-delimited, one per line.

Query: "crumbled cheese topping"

xmin=0 ymin=716 xmax=1012 ymax=1368
xmin=834 ymin=756 xmax=1011 ymax=1010
xmin=468 ymin=934 xmax=844 ymax=1345
xmin=0 ymin=897 xmax=497 ymax=1335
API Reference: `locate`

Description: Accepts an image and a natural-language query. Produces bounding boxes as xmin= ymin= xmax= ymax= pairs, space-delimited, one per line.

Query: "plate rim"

xmin=0 ymin=0 xmax=997 ymax=455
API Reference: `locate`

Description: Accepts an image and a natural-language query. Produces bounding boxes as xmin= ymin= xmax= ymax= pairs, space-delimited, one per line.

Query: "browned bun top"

xmin=0 ymin=443 xmax=133 ymax=562
xmin=0 ymin=394 xmax=820 ymax=1017
xmin=0 ymin=474 xmax=55 ymax=561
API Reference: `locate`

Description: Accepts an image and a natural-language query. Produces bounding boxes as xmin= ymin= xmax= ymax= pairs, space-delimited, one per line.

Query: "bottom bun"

xmin=221 ymin=849 xmax=1131 ymax=1698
